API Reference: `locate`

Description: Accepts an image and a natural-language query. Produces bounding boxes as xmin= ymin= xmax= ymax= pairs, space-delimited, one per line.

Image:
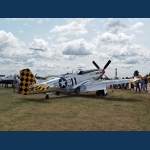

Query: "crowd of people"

xmin=131 ymin=77 xmax=148 ymax=93
xmin=110 ymin=76 xmax=149 ymax=93
xmin=1 ymin=84 xmax=8 ymax=88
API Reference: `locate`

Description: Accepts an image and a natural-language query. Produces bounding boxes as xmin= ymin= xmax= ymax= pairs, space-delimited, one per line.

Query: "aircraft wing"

xmin=78 ymin=79 xmax=133 ymax=93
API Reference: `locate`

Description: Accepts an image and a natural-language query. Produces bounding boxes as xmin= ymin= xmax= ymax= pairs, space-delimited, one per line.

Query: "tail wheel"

xmin=45 ymin=94 xmax=49 ymax=99
xmin=96 ymin=90 xmax=102 ymax=96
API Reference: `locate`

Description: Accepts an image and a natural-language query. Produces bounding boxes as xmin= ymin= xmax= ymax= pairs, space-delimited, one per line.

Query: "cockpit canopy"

xmin=77 ymin=69 xmax=99 ymax=75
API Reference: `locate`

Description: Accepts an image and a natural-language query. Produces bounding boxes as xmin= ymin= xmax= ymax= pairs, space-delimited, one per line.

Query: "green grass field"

xmin=0 ymin=85 xmax=150 ymax=130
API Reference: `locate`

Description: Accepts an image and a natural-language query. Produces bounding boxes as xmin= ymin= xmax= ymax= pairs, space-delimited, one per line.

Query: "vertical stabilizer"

xmin=20 ymin=68 xmax=36 ymax=95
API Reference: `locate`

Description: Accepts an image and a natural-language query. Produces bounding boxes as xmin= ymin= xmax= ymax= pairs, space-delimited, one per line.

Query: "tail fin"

xmin=20 ymin=68 xmax=36 ymax=95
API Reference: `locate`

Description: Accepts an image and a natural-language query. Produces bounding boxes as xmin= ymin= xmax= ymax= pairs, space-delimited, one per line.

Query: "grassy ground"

xmin=0 ymin=85 xmax=150 ymax=131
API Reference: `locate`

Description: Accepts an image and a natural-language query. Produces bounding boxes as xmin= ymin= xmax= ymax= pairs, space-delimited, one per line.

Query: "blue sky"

xmin=0 ymin=18 xmax=150 ymax=78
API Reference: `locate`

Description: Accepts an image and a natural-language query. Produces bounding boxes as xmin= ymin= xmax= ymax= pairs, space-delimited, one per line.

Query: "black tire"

xmin=55 ymin=92 xmax=60 ymax=96
xmin=76 ymin=87 xmax=80 ymax=94
xmin=96 ymin=90 xmax=102 ymax=96
xmin=45 ymin=94 xmax=49 ymax=99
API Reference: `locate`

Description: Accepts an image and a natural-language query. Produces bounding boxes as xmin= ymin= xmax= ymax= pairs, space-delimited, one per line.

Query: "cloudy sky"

xmin=0 ymin=18 xmax=150 ymax=78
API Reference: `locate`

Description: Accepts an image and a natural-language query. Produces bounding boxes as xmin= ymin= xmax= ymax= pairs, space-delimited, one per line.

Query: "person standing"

xmin=121 ymin=77 xmax=125 ymax=89
xmin=13 ymin=76 xmax=17 ymax=93
xmin=5 ymin=84 xmax=8 ymax=88
xmin=144 ymin=77 xmax=148 ymax=92
xmin=130 ymin=82 xmax=134 ymax=91
xmin=135 ymin=80 xmax=140 ymax=93
xmin=17 ymin=77 xmax=20 ymax=93
xmin=140 ymin=78 xmax=145 ymax=92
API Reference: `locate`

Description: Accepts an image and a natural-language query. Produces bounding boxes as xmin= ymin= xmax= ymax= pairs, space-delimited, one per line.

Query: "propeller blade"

xmin=92 ymin=61 xmax=100 ymax=69
xmin=103 ymin=60 xmax=111 ymax=70
xmin=104 ymin=74 xmax=109 ymax=80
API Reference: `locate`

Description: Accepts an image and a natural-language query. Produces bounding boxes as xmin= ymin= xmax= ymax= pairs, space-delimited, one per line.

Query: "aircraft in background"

xmin=19 ymin=60 xmax=140 ymax=99
xmin=0 ymin=73 xmax=48 ymax=86
xmin=0 ymin=75 xmax=5 ymax=81
xmin=0 ymin=74 xmax=18 ymax=85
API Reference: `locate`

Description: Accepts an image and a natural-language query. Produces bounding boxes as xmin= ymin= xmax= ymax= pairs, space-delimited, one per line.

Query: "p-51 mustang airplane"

xmin=19 ymin=60 xmax=139 ymax=99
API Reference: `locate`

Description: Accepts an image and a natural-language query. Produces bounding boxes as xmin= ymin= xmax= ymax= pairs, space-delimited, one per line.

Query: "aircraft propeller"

xmin=103 ymin=60 xmax=111 ymax=70
xmin=92 ymin=60 xmax=111 ymax=79
xmin=104 ymin=74 xmax=109 ymax=80
xmin=92 ymin=61 xmax=100 ymax=69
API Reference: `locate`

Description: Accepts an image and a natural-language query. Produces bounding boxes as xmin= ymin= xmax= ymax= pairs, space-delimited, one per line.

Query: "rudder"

xmin=20 ymin=68 xmax=36 ymax=95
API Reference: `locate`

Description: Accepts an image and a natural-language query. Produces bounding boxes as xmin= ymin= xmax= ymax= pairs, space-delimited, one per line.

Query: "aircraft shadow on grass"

xmin=20 ymin=93 xmax=141 ymax=103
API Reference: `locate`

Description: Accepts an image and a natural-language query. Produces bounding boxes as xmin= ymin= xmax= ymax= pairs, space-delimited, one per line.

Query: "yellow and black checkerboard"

xmin=33 ymin=84 xmax=49 ymax=91
xmin=20 ymin=68 xmax=36 ymax=95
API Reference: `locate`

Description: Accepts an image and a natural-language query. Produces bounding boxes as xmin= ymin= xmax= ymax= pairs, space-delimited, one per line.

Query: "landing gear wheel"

xmin=96 ymin=90 xmax=102 ymax=96
xmin=76 ymin=87 xmax=80 ymax=94
xmin=45 ymin=94 xmax=49 ymax=99
xmin=55 ymin=92 xmax=60 ymax=96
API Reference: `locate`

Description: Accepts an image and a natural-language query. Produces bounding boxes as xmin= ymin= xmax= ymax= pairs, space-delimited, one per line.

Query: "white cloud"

xmin=104 ymin=19 xmax=144 ymax=34
xmin=95 ymin=32 xmax=134 ymax=45
xmin=122 ymin=57 xmax=139 ymax=64
xmin=120 ymin=64 xmax=135 ymax=68
xmin=29 ymin=38 xmax=49 ymax=51
xmin=0 ymin=18 xmax=150 ymax=77
xmin=0 ymin=30 xmax=25 ymax=50
xmin=104 ymin=19 xmax=128 ymax=33
xmin=50 ymin=18 xmax=93 ymax=36
xmin=0 ymin=30 xmax=27 ymax=61
xmin=108 ymin=44 xmax=150 ymax=66
xmin=56 ymin=36 xmax=69 ymax=42
xmin=129 ymin=22 xmax=144 ymax=34
xmin=62 ymin=39 xmax=97 ymax=55
xmin=77 ymin=63 xmax=86 ymax=69
xmin=130 ymin=22 xmax=144 ymax=30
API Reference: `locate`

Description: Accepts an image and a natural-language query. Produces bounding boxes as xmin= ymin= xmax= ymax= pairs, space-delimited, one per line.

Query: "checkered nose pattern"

xmin=20 ymin=68 xmax=36 ymax=95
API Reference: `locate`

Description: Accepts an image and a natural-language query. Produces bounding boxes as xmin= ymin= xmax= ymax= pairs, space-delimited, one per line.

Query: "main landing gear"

xmin=75 ymin=87 xmax=80 ymax=94
xmin=96 ymin=90 xmax=107 ymax=96
xmin=55 ymin=92 xmax=60 ymax=96
xmin=45 ymin=92 xmax=61 ymax=99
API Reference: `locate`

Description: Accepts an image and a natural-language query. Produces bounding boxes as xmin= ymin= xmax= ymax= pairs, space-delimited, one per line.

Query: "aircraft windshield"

xmin=78 ymin=70 xmax=84 ymax=75
xmin=77 ymin=69 xmax=99 ymax=75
